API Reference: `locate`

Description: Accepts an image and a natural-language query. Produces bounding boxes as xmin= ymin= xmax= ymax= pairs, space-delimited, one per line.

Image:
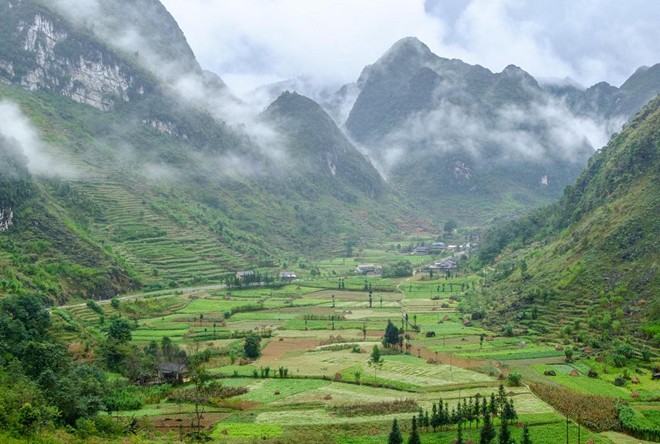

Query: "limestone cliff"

xmin=0 ymin=0 xmax=150 ymax=110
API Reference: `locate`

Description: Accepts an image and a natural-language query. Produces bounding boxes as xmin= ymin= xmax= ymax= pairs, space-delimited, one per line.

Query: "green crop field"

xmin=46 ymin=246 xmax=655 ymax=444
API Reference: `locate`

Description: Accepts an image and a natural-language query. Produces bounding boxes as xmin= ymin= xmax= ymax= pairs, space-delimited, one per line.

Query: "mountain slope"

xmin=343 ymin=37 xmax=660 ymax=227
xmin=0 ymin=2 xmax=424 ymax=302
xmin=471 ymin=96 xmax=660 ymax=348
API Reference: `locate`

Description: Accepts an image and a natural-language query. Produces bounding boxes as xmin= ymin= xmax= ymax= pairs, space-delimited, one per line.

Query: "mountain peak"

xmin=380 ymin=37 xmax=434 ymax=65
xmin=388 ymin=37 xmax=431 ymax=53
xmin=264 ymin=91 xmax=325 ymax=119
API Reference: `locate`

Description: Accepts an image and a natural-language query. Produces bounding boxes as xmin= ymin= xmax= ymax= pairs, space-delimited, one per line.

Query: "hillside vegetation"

xmin=471 ymin=96 xmax=660 ymax=349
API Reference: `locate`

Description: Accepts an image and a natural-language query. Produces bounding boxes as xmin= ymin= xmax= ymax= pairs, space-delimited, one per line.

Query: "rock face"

xmin=341 ymin=37 xmax=660 ymax=225
xmin=0 ymin=207 xmax=12 ymax=232
xmin=0 ymin=1 xmax=150 ymax=110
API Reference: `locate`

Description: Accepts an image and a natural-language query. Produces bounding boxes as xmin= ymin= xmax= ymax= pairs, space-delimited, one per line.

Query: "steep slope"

xmin=0 ymin=2 xmax=424 ymax=302
xmin=550 ymin=64 xmax=660 ymax=120
xmin=471 ymin=96 xmax=660 ymax=349
xmin=262 ymin=91 xmax=385 ymax=200
xmin=343 ymin=37 xmax=660 ymax=227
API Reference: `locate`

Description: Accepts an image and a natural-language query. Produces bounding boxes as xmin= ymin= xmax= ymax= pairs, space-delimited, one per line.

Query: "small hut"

xmin=158 ymin=362 xmax=188 ymax=384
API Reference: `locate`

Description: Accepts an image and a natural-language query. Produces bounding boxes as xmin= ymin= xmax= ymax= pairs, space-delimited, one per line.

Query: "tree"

xmin=456 ymin=421 xmax=464 ymax=444
xmin=16 ymin=403 xmax=40 ymax=444
xmin=388 ymin=418 xmax=404 ymax=444
xmin=243 ymin=333 xmax=262 ymax=359
xmin=506 ymin=372 xmax=522 ymax=387
xmin=188 ymin=366 xmax=218 ymax=440
xmin=564 ymin=347 xmax=573 ymax=363
xmin=52 ymin=363 xmax=109 ymax=425
xmin=480 ymin=411 xmax=496 ymax=444
xmin=444 ymin=219 xmax=457 ymax=233
xmin=353 ymin=368 xmax=362 ymax=385
xmin=521 ymin=424 xmax=532 ymax=444
xmin=107 ymin=317 xmax=132 ymax=343
xmin=383 ymin=320 xmax=400 ymax=348
xmin=498 ymin=418 xmax=511 ymax=444
xmin=368 ymin=345 xmax=383 ymax=381
xmin=110 ymin=297 xmax=121 ymax=310
xmin=408 ymin=416 xmax=421 ymax=444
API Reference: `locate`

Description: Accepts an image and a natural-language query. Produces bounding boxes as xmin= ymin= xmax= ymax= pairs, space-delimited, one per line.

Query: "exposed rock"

xmin=7 ymin=12 xmax=144 ymax=110
xmin=0 ymin=208 xmax=13 ymax=232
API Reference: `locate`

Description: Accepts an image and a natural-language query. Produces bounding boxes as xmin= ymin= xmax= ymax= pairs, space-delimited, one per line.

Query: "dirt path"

xmin=53 ymin=283 xmax=229 ymax=310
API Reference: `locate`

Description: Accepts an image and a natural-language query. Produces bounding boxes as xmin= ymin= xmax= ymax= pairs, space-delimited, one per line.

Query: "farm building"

xmin=355 ymin=264 xmax=382 ymax=275
xmin=279 ymin=271 xmax=297 ymax=282
xmin=235 ymin=270 xmax=254 ymax=280
xmin=158 ymin=362 xmax=188 ymax=384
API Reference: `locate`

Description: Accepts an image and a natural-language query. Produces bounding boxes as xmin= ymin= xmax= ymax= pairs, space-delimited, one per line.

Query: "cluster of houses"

xmin=354 ymin=264 xmax=383 ymax=276
xmin=412 ymin=242 xmax=469 ymax=255
xmin=233 ymin=270 xmax=297 ymax=282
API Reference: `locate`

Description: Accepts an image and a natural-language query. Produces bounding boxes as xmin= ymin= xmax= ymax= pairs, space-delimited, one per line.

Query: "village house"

xmin=158 ymin=362 xmax=188 ymax=384
xmin=413 ymin=246 xmax=429 ymax=255
xmin=279 ymin=271 xmax=297 ymax=282
xmin=235 ymin=270 xmax=254 ymax=280
xmin=355 ymin=264 xmax=382 ymax=276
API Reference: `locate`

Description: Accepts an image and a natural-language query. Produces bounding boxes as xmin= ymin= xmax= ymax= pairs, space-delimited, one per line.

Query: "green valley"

xmin=0 ymin=0 xmax=658 ymax=443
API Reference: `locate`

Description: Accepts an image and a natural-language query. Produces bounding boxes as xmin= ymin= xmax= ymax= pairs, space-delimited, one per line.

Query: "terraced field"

xmin=68 ymin=177 xmax=247 ymax=287
xmin=50 ymin=253 xmax=657 ymax=444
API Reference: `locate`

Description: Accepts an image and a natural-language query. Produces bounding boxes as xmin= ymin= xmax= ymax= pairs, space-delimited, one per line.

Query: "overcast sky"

xmin=160 ymin=0 xmax=660 ymax=95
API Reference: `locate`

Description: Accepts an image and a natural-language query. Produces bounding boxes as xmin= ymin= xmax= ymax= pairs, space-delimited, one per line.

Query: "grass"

xmin=45 ymin=239 xmax=652 ymax=444
xmin=211 ymin=422 xmax=283 ymax=439
xmin=532 ymin=363 xmax=660 ymax=401
xmin=234 ymin=378 xmax=331 ymax=404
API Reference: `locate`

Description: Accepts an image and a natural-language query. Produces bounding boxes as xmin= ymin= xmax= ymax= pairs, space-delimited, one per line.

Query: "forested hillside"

xmin=469 ymin=96 xmax=660 ymax=349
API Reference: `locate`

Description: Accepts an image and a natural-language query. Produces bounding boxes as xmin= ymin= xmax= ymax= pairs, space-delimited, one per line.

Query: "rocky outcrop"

xmin=0 ymin=1 xmax=150 ymax=111
xmin=16 ymin=13 xmax=143 ymax=110
xmin=0 ymin=207 xmax=13 ymax=232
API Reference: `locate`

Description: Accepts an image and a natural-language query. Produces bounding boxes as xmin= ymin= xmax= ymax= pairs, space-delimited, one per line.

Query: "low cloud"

xmin=48 ymin=0 xmax=291 ymax=177
xmin=368 ymin=94 xmax=621 ymax=177
xmin=161 ymin=0 xmax=659 ymax=95
xmin=0 ymin=100 xmax=77 ymax=178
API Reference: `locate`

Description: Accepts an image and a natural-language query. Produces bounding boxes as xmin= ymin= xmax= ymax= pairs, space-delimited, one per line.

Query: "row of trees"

xmin=388 ymin=391 xmax=530 ymax=443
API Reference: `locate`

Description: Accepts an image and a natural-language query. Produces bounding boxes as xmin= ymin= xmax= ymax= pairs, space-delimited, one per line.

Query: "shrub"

xmin=86 ymin=300 xmax=104 ymax=315
xmin=331 ymin=399 xmax=419 ymax=417
xmin=507 ymin=372 xmax=522 ymax=386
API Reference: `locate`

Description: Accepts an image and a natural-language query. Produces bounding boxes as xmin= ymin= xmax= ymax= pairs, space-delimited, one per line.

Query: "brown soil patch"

xmin=413 ymin=344 xmax=490 ymax=370
xmin=259 ymin=338 xmax=320 ymax=364
xmin=148 ymin=411 xmax=229 ymax=433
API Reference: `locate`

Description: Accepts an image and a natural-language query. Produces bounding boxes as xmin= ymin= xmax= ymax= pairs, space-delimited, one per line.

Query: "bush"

xmin=507 ymin=372 xmax=522 ymax=386
xmin=86 ymin=300 xmax=104 ymax=315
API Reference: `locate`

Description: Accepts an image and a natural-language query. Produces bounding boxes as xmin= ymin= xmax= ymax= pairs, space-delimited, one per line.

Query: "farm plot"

xmin=368 ymin=354 xmax=493 ymax=388
xmin=532 ymin=363 xmax=660 ymax=400
xmin=233 ymin=378 xmax=331 ymax=404
xmin=255 ymin=408 xmax=403 ymax=426
xmin=342 ymin=308 xmax=402 ymax=320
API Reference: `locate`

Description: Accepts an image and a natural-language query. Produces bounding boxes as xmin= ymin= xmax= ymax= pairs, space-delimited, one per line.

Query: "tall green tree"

xmin=456 ymin=421 xmax=464 ymax=444
xmin=243 ymin=333 xmax=262 ymax=359
xmin=521 ymin=424 xmax=532 ymax=444
xmin=388 ymin=418 xmax=404 ymax=444
xmin=383 ymin=319 xmax=400 ymax=348
xmin=499 ymin=418 xmax=511 ymax=444
xmin=480 ymin=411 xmax=496 ymax=444
xmin=368 ymin=344 xmax=383 ymax=381
xmin=107 ymin=318 xmax=132 ymax=343
xmin=408 ymin=416 xmax=421 ymax=444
